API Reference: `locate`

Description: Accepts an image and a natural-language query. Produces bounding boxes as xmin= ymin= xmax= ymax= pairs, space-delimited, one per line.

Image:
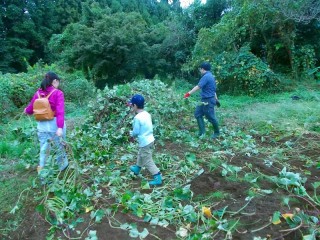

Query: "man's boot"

xmin=211 ymin=132 xmax=220 ymax=139
xmin=196 ymin=117 xmax=205 ymax=137
xmin=211 ymin=120 xmax=220 ymax=139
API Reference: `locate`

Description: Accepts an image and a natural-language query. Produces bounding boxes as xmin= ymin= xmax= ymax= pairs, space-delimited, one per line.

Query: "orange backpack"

xmin=33 ymin=89 xmax=56 ymax=121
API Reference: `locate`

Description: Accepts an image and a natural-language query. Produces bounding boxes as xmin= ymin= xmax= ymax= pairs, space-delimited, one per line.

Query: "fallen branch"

xmin=279 ymin=217 xmax=303 ymax=232
xmin=240 ymin=211 xmax=256 ymax=216
xmin=235 ymin=228 xmax=247 ymax=234
xmin=289 ymin=194 xmax=320 ymax=214
xmin=250 ymin=222 xmax=272 ymax=233
xmin=230 ymin=197 xmax=254 ymax=216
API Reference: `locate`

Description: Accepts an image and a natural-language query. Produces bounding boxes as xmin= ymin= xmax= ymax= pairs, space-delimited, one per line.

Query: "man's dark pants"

xmin=194 ymin=97 xmax=219 ymax=136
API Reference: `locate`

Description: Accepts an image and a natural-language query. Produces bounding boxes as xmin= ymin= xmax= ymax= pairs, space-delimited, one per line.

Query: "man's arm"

xmin=184 ymin=85 xmax=200 ymax=98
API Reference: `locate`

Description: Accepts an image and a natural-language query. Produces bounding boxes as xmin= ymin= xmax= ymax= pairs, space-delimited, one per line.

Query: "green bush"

xmin=213 ymin=47 xmax=282 ymax=95
xmin=60 ymin=71 xmax=96 ymax=106
xmin=0 ymin=72 xmax=39 ymax=122
xmin=0 ymin=77 xmax=16 ymax=122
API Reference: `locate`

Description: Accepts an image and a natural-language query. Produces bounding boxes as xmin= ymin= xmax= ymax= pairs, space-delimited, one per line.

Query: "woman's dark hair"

xmin=40 ymin=71 xmax=60 ymax=90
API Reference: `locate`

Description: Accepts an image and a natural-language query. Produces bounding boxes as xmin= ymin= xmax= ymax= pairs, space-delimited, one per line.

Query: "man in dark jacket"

xmin=184 ymin=62 xmax=220 ymax=139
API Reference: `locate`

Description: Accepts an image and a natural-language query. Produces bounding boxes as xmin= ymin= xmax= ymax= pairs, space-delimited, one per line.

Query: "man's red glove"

xmin=184 ymin=92 xmax=190 ymax=98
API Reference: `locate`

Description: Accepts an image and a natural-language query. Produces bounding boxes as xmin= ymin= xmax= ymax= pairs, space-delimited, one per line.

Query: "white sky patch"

xmin=180 ymin=0 xmax=207 ymax=8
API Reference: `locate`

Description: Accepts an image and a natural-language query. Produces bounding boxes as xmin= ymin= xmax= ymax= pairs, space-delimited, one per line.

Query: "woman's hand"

xmin=56 ymin=128 xmax=63 ymax=137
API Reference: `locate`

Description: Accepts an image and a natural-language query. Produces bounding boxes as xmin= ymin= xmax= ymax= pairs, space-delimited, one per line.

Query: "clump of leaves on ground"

xmin=70 ymin=79 xmax=192 ymax=163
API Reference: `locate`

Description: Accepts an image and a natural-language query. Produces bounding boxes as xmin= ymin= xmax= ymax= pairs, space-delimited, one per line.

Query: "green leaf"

xmin=163 ymin=197 xmax=173 ymax=208
xmin=85 ymin=230 xmax=98 ymax=240
xmin=141 ymin=181 xmax=150 ymax=189
xmin=10 ymin=205 xmax=19 ymax=214
xmin=186 ymin=153 xmax=196 ymax=162
xmin=120 ymin=223 xmax=130 ymax=230
xmin=121 ymin=191 xmax=133 ymax=203
xmin=187 ymin=212 xmax=198 ymax=222
xmin=221 ymin=169 xmax=228 ymax=177
xmin=158 ymin=219 xmax=169 ymax=227
xmin=35 ymin=204 xmax=45 ymax=214
xmin=303 ymin=234 xmax=316 ymax=240
xmin=183 ymin=205 xmax=194 ymax=214
xmin=173 ymin=186 xmax=192 ymax=200
xmin=214 ymin=206 xmax=227 ymax=219
xmin=84 ymin=188 xmax=94 ymax=197
xmin=143 ymin=213 xmax=152 ymax=222
xmin=150 ymin=217 xmax=159 ymax=225
xmin=312 ymin=182 xmax=320 ymax=189
xmin=94 ymin=209 xmax=105 ymax=223
xmin=139 ymin=228 xmax=149 ymax=239
xmin=260 ymin=189 xmax=273 ymax=194
xmin=136 ymin=207 xmax=144 ymax=218
xmin=272 ymin=211 xmax=281 ymax=225
xmin=282 ymin=197 xmax=290 ymax=208
xmin=129 ymin=227 xmax=139 ymax=238
xmin=196 ymin=168 xmax=204 ymax=176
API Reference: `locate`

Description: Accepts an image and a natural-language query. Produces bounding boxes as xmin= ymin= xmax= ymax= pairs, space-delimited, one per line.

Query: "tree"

xmin=190 ymin=0 xmax=228 ymax=32
xmin=145 ymin=15 xmax=196 ymax=78
xmin=188 ymin=0 xmax=320 ymax=83
xmin=0 ymin=0 xmax=84 ymax=73
xmin=269 ymin=0 xmax=320 ymax=24
xmin=49 ymin=0 xmax=196 ymax=86
xmin=0 ymin=1 xmax=36 ymax=72
xmin=49 ymin=12 xmax=151 ymax=88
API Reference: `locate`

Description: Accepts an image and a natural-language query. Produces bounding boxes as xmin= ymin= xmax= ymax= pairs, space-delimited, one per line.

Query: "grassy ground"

xmin=219 ymin=84 xmax=320 ymax=134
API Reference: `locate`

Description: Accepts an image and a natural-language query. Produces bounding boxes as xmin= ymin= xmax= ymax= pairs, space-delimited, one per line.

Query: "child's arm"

xmin=130 ymin=118 xmax=141 ymax=137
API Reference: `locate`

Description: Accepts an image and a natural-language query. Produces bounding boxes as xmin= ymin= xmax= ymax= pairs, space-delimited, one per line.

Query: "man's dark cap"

xmin=200 ymin=62 xmax=211 ymax=71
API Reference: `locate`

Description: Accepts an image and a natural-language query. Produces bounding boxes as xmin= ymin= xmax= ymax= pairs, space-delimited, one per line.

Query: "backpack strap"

xmin=36 ymin=89 xmax=57 ymax=99
xmin=46 ymin=89 xmax=57 ymax=99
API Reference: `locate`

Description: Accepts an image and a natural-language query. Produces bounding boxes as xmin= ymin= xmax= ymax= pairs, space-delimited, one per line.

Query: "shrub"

xmin=213 ymin=46 xmax=282 ymax=95
xmin=0 ymin=72 xmax=39 ymax=122
xmin=0 ymin=76 xmax=17 ymax=122
xmin=60 ymin=71 xmax=96 ymax=106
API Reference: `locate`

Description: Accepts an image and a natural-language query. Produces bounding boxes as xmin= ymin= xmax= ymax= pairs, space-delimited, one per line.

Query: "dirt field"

xmin=2 ymin=133 xmax=320 ymax=240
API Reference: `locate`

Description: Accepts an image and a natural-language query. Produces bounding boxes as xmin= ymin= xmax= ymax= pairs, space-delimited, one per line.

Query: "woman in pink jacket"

xmin=24 ymin=72 xmax=68 ymax=174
